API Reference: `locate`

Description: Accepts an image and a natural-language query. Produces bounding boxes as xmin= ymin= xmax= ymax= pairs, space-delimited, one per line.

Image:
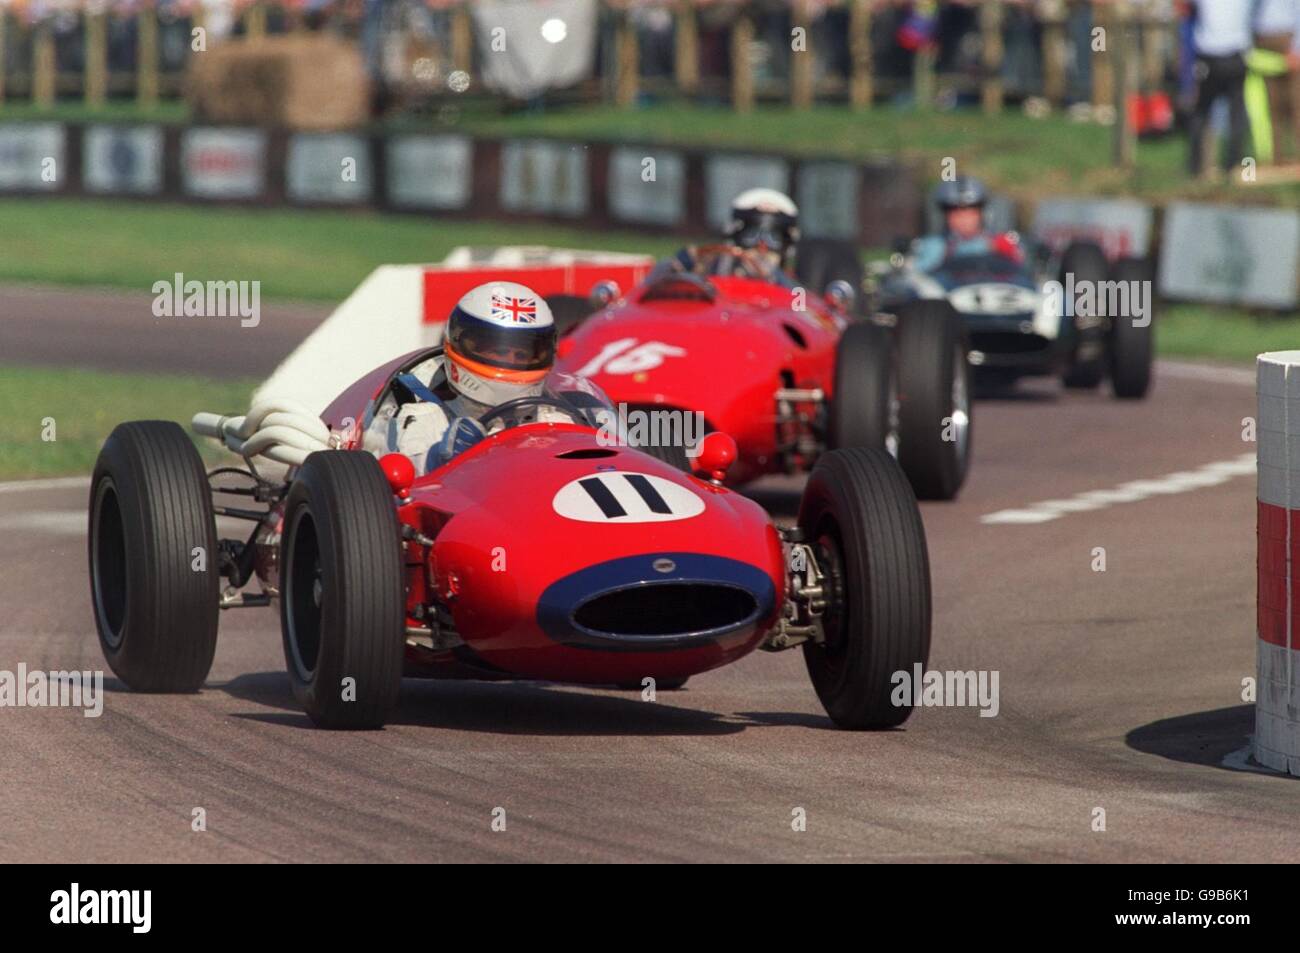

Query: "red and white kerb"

xmin=1255 ymin=351 xmax=1300 ymax=773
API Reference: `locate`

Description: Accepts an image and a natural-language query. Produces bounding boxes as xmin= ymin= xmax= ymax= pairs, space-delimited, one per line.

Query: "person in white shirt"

xmin=1185 ymin=0 xmax=1254 ymax=174
xmin=1255 ymin=0 xmax=1300 ymax=161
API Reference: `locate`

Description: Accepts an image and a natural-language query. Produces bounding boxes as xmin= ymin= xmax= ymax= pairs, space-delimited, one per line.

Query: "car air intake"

xmin=573 ymin=583 xmax=758 ymax=638
xmin=555 ymin=448 xmax=618 ymax=459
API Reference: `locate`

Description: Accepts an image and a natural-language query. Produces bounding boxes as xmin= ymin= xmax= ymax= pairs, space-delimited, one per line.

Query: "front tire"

xmin=1108 ymin=256 xmax=1155 ymax=399
xmin=894 ymin=299 xmax=971 ymax=500
xmin=280 ymin=451 xmax=405 ymax=729
xmin=89 ymin=421 xmax=219 ymax=692
xmin=798 ymin=448 xmax=931 ymax=729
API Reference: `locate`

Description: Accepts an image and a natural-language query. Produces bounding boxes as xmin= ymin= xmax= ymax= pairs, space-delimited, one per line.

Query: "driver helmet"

xmin=444 ymin=281 xmax=556 ymax=407
xmin=934 ymin=175 xmax=988 ymax=213
xmin=725 ymin=188 xmax=800 ymax=271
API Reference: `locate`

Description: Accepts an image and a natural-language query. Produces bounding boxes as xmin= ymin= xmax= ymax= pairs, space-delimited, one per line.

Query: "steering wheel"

xmin=477 ymin=395 xmax=591 ymax=429
xmin=692 ymin=243 xmax=772 ymax=280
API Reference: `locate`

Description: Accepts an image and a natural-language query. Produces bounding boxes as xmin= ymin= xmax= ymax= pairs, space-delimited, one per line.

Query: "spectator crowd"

xmin=2 ymin=0 xmax=1299 ymax=173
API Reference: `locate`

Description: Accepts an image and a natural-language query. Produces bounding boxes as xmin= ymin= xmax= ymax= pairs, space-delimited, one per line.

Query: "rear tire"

xmin=894 ymin=299 xmax=971 ymax=500
xmin=89 ymin=421 xmax=219 ymax=692
xmin=280 ymin=451 xmax=405 ymax=729
xmin=828 ymin=322 xmax=896 ymax=455
xmin=1108 ymin=256 xmax=1155 ymax=400
xmin=1059 ymin=241 xmax=1110 ymax=389
xmin=799 ymin=448 xmax=931 ymax=729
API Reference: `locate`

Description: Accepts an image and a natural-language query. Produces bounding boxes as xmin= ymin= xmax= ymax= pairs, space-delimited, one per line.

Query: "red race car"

xmin=88 ymin=346 xmax=931 ymax=730
xmin=553 ymin=245 xmax=972 ymax=500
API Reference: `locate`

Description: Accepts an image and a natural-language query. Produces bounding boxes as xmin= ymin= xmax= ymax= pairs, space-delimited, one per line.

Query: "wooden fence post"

xmin=980 ymin=0 xmax=1004 ymax=114
xmin=913 ymin=43 xmax=935 ymax=109
xmin=731 ymin=9 xmax=754 ymax=114
xmin=791 ymin=0 xmax=813 ymax=109
xmin=674 ymin=0 xmax=699 ymax=97
xmin=615 ymin=11 xmax=639 ymax=107
xmin=1112 ymin=0 xmax=1136 ymax=168
xmin=451 ymin=2 xmax=472 ymax=73
xmin=33 ymin=19 xmax=55 ymax=109
xmin=1140 ymin=4 xmax=1166 ymax=92
xmin=1093 ymin=1 xmax=1115 ymax=110
xmin=85 ymin=9 xmax=108 ymax=108
xmin=137 ymin=7 xmax=159 ymax=109
xmin=1040 ymin=0 xmax=1067 ymax=107
xmin=849 ymin=0 xmax=872 ymax=110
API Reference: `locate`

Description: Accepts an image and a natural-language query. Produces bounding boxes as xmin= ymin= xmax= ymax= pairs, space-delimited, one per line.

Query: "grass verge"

xmin=0 ymin=197 xmax=686 ymax=301
xmin=1158 ymin=304 xmax=1300 ymax=364
xmin=0 ymin=366 xmax=258 ymax=480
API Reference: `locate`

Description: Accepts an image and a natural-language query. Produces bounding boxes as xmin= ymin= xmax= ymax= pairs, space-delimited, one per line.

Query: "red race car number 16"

xmin=576 ymin=338 xmax=687 ymax=377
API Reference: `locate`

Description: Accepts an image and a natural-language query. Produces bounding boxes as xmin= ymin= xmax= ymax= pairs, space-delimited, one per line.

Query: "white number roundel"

xmin=948 ymin=282 xmax=1039 ymax=315
xmin=552 ymin=471 xmax=705 ymax=523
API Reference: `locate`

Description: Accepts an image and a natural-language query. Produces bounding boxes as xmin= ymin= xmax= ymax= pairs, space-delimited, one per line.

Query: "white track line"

xmin=981 ymin=453 xmax=1256 ymax=525
xmin=0 ymin=511 xmax=85 ymax=535
xmin=0 ymin=476 xmax=90 ymax=495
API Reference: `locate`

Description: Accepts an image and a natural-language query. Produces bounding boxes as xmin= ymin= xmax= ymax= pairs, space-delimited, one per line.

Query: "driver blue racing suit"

xmin=911 ymin=232 xmax=1026 ymax=273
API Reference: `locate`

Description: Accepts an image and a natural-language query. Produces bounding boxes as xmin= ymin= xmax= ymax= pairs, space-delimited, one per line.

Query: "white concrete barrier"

xmin=252 ymin=247 xmax=653 ymax=416
xmin=1255 ymin=351 xmax=1300 ymax=772
xmin=253 ymin=264 xmax=430 ymax=417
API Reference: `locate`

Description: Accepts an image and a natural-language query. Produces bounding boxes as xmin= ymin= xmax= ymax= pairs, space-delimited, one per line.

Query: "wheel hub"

xmin=815 ymin=533 xmax=847 ymax=653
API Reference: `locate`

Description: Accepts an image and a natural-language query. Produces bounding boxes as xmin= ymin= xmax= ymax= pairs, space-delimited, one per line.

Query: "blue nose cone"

xmin=536 ymin=552 xmax=776 ymax=652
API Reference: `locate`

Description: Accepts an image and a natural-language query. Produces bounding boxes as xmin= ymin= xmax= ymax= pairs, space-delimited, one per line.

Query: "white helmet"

xmin=445 ymin=281 xmax=556 ymax=407
xmin=725 ymin=188 xmax=800 ymax=269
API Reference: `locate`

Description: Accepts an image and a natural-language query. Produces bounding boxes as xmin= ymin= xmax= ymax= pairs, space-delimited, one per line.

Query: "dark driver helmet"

xmin=934 ymin=175 xmax=989 ymax=210
xmin=725 ymin=188 xmax=800 ymax=264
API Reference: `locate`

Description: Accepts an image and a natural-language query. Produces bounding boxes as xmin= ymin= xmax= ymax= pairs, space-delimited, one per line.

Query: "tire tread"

xmin=800 ymin=447 xmax=931 ymax=729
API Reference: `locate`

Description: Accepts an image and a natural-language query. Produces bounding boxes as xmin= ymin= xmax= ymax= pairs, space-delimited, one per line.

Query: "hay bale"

xmin=187 ymin=35 xmax=370 ymax=130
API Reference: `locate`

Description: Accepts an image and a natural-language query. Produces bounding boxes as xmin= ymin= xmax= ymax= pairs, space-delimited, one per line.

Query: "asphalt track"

xmin=0 ymin=285 xmax=1291 ymax=862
